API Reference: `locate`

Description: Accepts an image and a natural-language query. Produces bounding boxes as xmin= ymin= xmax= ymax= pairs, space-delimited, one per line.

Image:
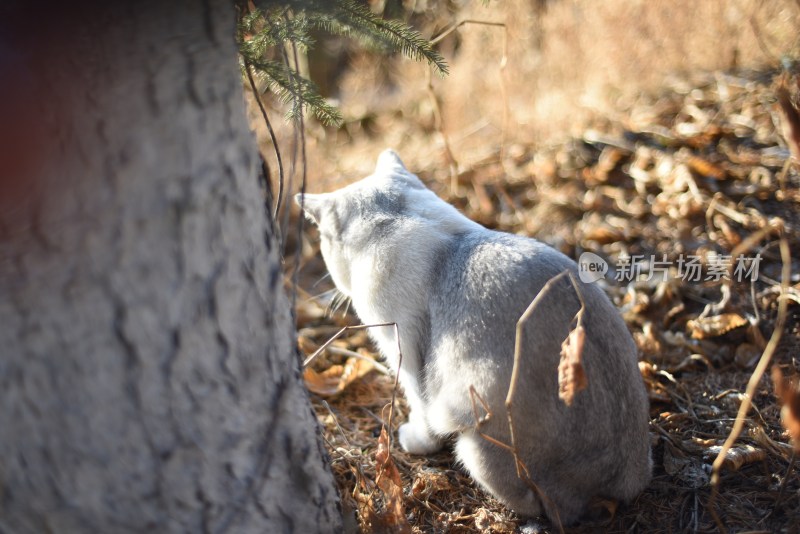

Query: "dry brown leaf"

xmin=590 ymin=146 xmax=627 ymax=182
xmin=583 ymin=226 xmax=623 ymax=244
xmin=704 ymin=444 xmax=766 ymax=472
xmin=634 ymin=324 xmax=662 ymax=357
xmin=622 ymin=289 xmax=650 ymax=315
xmin=638 ymin=361 xmax=658 ymax=379
xmin=638 ymin=362 xmax=670 ymax=402
xmin=686 ymin=155 xmax=726 ymax=180
xmin=474 ymin=507 xmax=516 ymax=532
xmin=303 ymin=356 xmax=375 ymax=397
xmin=686 ymin=313 xmax=747 ymax=339
xmin=411 ymin=470 xmax=451 ymax=500
xmin=374 ymin=426 xmax=411 ymax=533
xmin=690 ymin=437 xmax=717 ymax=447
xmin=558 ymin=324 xmax=587 ymax=406
xmin=683 ymin=125 xmax=722 ymax=149
xmin=772 ymin=367 xmax=800 ymax=452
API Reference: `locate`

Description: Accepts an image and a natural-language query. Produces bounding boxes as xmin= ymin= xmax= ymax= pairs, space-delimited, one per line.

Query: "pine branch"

xmin=239 ymin=7 xmax=314 ymax=58
xmin=239 ymin=0 xmax=449 ymax=129
xmin=306 ymin=0 xmax=448 ymax=76
xmin=246 ymin=57 xmax=343 ymax=126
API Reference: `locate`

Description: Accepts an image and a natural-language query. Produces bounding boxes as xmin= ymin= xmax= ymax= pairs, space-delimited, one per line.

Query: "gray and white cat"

xmin=297 ymin=150 xmax=651 ymax=525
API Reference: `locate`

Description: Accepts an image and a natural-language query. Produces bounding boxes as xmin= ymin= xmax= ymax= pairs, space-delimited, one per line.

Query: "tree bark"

xmin=0 ymin=2 xmax=341 ymax=532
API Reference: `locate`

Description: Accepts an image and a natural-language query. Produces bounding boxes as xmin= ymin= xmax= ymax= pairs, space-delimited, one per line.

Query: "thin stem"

xmin=288 ymin=30 xmax=308 ymax=318
xmin=709 ymin=229 xmax=791 ymax=525
xmin=279 ymin=39 xmax=299 ymax=253
xmin=429 ymin=19 xmax=506 ymax=45
xmin=245 ymin=62 xmax=285 ymax=222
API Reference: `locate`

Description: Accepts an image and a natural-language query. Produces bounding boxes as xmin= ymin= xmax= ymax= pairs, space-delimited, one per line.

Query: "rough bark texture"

xmin=0 ymin=2 xmax=341 ymax=532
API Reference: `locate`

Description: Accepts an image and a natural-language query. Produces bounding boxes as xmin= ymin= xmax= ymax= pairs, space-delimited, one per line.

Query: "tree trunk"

xmin=0 ymin=2 xmax=341 ymax=532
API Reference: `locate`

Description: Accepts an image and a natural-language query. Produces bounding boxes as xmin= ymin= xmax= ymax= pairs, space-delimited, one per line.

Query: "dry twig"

xmin=427 ymin=19 xmax=508 ymax=194
xmin=709 ymin=232 xmax=791 ymax=529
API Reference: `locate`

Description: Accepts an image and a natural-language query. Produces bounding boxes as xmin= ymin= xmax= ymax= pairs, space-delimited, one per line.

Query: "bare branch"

xmin=709 ymin=228 xmax=791 ymax=528
xmin=245 ymin=62 xmax=286 ymax=222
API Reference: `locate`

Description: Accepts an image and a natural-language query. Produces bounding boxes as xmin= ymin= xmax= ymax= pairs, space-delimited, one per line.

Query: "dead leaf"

xmin=374 ymin=426 xmax=411 ymax=533
xmin=634 ymin=322 xmax=662 ymax=357
xmin=622 ymin=289 xmax=650 ymax=316
xmin=558 ymin=324 xmax=587 ymax=406
xmin=704 ymin=444 xmax=766 ymax=471
xmin=472 ymin=175 xmax=494 ymax=216
xmin=772 ymin=367 xmax=800 ymax=452
xmin=583 ymin=226 xmax=624 ymax=244
xmin=411 ymin=470 xmax=451 ymax=500
xmin=683 ymin=124 xmax=723 ymax=149
xmin=474 ymin=507 xmax=516 ymax=532
xmin=295 ymin=300 xmax=327 ymax=325
xmin=686 ymin=155 xmax=726 ymax=180
xmin=638 ymin=361 xmax=658 ymax=379
xmin=303 ymin=356 xmax=375 ymax=396
xmin=639 ymin=362 xmax=670 ymax=402
xmin=686 ymin=313 xmax=747 ymax=339
xmin=591 ymin=146 xmax=627 ymax=182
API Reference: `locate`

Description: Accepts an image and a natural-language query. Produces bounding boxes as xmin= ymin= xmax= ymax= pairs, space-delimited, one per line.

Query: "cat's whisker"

xmin=311 ymin=272 xmax=332 ymax=290
xmin=319 ymin=288 xmax=349 ymax=318
xmin=304 ymin=287 xmax=352 ymax=319
xmin=341 ymin=298 xmax=352 ymax=318
xmin=310 ymin=287 xmax=338 ymax=302
xmin=324 ymin=292 xmax=339 ymax=316
xmin=328 ymin=290 xmax=352 ymax=318
xmin=306 ymin=288 xmax=336 ymax=311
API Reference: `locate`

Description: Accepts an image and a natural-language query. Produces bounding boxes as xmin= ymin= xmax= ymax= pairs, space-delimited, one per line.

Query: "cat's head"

xmin=295 ymin=150 xmax=432 ymax=297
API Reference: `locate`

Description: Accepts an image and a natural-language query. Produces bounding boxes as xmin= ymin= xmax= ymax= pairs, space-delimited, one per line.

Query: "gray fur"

xmin=297 ymin=149 xmax=651 ymax=525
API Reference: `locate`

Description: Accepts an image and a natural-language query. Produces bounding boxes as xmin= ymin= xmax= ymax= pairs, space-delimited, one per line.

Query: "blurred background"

xmin=247 ymin=0 xmax=800 ymax=192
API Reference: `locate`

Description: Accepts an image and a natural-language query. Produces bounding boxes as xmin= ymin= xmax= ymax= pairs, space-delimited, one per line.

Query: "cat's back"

xmin=430 ymin=227 xmax=641 ymax=396
xmin=430 ymin=229 xmax=590 ymax=337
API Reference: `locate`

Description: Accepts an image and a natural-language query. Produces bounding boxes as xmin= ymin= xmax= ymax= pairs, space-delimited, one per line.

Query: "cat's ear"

xmin=375 ymin=149 xmax=407 ymax=175
xmin=375 ymin=149 xmax=426 ymax=190
xmin=294 ymin=192 xmax=328 ymax=224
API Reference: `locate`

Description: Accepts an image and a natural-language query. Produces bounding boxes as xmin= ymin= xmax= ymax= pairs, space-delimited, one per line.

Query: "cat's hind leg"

xmin=454 ymin=431 xmax=543 ymax=517
xmin=455 ymin=431 xmax=595 ymax=525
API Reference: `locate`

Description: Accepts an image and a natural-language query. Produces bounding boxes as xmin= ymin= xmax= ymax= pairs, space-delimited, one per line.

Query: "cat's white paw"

xmin=398 ymin=422 xmax=443 ymax=455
